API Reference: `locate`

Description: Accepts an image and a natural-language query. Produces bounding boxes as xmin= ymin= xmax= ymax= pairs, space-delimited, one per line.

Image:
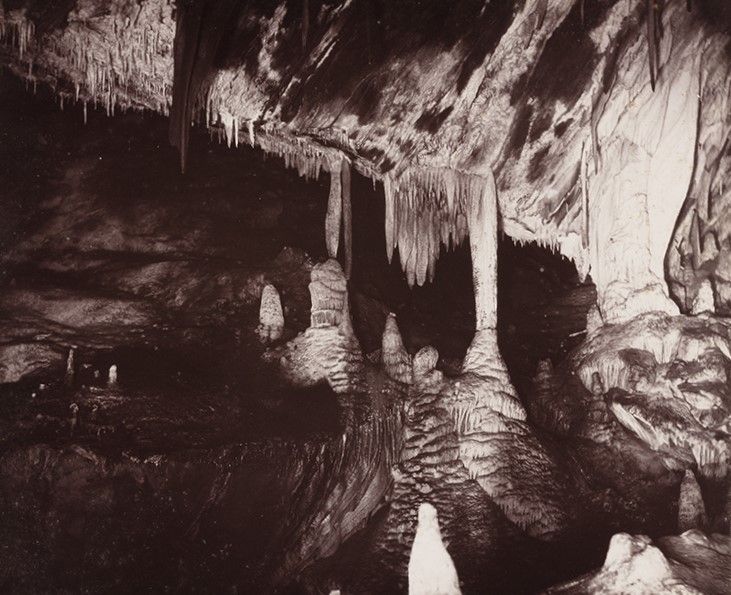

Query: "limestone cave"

xmin=0 ymin=1 xmax=729 ymax=593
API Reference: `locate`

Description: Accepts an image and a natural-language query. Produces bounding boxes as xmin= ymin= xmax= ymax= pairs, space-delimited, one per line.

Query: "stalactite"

xmin=468 ymin=169 xmax=499 ymax=330
xmin=342 ymin=159 xmax=353 ymax=280
xmin=326 ymin=159 xmax=343 ymax=259
xmin=581 ymin=139 xmax=590 ymax=248
xmin=0 ymin=9 xmax=34 ymax=60
xmin=302 ymin=0 xmax=310 ymax=50
xmin=646 ymin=0 xmax=659 ymax=91
xmin=383 ymin=167 xmax=484 ymax=287
xmin=169 ymin=0 xmax=241 ymax=172
xmin=384 ymin=175 xmax=396 ymax=263
xmin=1 ymin=4 xmax=175 ymax=124
xmin=247 ymin=120 xmax=255 ymax=146
xmin=256 ymin=133 xmax=331 ymax=181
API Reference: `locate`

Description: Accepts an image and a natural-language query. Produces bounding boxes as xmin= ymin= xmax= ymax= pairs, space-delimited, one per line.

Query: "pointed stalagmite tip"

xmin=382 ymin=313 xmax=412 ymax=384
xmin=413 ymin=346 xmax=439 ymax=378
xmin=408 ymin=503 xmax=461 ymax=595
xmin=690 ymin=279 xmax=715 ymax=315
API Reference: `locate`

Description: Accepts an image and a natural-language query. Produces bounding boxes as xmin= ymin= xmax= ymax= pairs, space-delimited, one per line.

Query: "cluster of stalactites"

xmin=255 ymin=130 xmax=333 ymax=182
xmin=61 ymin=23 xmax=171 ymax=116
xmin=0 ymin=8 xmax=34 ymax=59
xmin=509 ymin=229 xmax=589 ymax=281
xmin=383 ymin=167 xmax=486 ymax=287
xmin=0 ymin=3 xmax=174 ymax=119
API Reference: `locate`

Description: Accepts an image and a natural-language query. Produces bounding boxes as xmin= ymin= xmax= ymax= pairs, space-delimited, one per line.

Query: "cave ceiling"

xmin=0 ymin=0 xmax=729 ymax=288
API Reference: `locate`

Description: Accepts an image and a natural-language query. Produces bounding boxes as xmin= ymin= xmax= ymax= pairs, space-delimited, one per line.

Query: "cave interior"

xmin=0 ymin=0 xmax=730 ymax=593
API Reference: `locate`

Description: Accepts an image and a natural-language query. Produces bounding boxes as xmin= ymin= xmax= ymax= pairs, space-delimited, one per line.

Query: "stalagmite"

xmin=381 ymin=313 xmax=412 ymax=385
xmin=267 ymin=259 xmax=364 ymax=394
xmin=413 ymin=346 xmax=439 ymax=379
xmin=309 ymin=259 xmax=348 ymax=328
xmin=257 ymin=284 xmax=285 ymax=343
xmin=384 ymin=175 xmax=396 ymax=263
xmin=583 ymin=533 xmax=685 ymax=593
xmin=341 ymin=160 xmax=353 ymax=280
xmin=69 ymin=402 xmax=79 ymax=436
xmin=408 ymin=503 xmax=461 ymax=595
xmin=413 ymin=346 xmax=442 ymax=389
xmin=108 ymin=364 xmax=118 ymax=387
xmin=65 ymin=347 xmax=75 ymax=386
xmin=591 ymin=372 xmax=605 ymax=397
xmin=677 ymin=469 xmax=706 ymax=532
xmin=326 ymin=159 xmax=342 ymax=259
xmin=690 ymin=279 xmax=715 ymax=315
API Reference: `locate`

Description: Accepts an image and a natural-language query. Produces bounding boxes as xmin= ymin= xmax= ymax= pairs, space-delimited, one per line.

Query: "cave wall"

xmin=0 ymin=0 xmax=730 ymax=322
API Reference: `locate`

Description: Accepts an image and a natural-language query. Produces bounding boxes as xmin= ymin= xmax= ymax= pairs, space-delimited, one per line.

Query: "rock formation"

xmin=266 ymin=259 xmax=364 ymax=393
xmin=408 ymin=503 xmax=461 ymax=595
xmin=2 ymin=0 xmax=728 ymax=308
xmin=382 ymin=313 xmax=413 ymax=385
xmin=0 ymin=0 xmax=730 ymax=592
xmin=257 ymin=283 xmax=285 ymax=343
xmin=678 ymin=470 xmax=707 ymax=533
xmin=549 ymin=531 xmax=731 ymax=594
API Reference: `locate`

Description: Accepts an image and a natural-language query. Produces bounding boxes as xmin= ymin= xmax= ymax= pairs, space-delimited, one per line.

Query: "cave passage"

xmin=1 ymin=17 xmax=728 ymax=586
xmin=347 ymin=166 xmax=596 ymax=397
xmin=0 ymin=68 xmax=606 ymax=592
xmin=2 ymin=0 xmax=731 ymax=592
